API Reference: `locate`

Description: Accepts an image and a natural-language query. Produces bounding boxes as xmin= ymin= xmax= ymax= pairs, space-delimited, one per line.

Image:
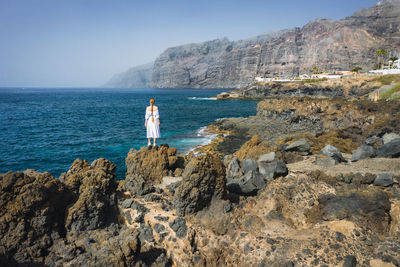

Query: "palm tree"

xmin=352 ymin=67 xmax=362 ymax=73
xmin=312 ymin=66 xmax=320 ymax=74
xmin=389 ymin=56 xmax=399 ymax=69
xmin=376 ymin=49 xmax=388 ymax=69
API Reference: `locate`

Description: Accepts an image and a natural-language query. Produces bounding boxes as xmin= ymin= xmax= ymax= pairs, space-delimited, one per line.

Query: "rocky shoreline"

xmin=1 ymin=80 xmax=400 ymax=266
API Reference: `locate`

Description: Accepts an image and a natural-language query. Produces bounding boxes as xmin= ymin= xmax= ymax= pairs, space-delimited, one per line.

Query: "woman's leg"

xmin=148 ymin=138 xmax=151 ymax=146
xmin=153 ymin=138 xmax=157 ymax=146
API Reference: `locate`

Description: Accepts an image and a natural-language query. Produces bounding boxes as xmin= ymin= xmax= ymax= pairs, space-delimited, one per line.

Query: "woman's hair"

xmin=150 ymin=98 xmax=155 ymax=122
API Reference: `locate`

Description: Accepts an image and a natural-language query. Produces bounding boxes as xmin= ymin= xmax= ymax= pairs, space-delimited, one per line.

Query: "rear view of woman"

xmin=145 ymin=98 xmax=161 ymax=146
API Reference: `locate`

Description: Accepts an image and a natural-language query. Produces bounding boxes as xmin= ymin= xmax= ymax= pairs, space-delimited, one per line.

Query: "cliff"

xmin=105 ymin=62 xmax=153 ymax=88
xmin=108 ymin=0 xmax=400 ymax=89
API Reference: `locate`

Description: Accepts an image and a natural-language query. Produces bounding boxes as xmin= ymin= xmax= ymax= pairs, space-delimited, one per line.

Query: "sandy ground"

xmin=287 ymin=153 xmax=400 ymax=176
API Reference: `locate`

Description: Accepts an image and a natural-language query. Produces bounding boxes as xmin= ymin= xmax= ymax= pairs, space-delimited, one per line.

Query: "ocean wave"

xmin=187 ymin=97 xmax=217 ymax=101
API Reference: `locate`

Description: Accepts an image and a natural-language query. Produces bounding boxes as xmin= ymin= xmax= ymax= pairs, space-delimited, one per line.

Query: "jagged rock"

xmin=352 ymin=144 xmax=376 ymax=161
xmin=315 ymin=155 xmax=337 ymax=167
xmin=173 ymin=154 xmax=226 ymax=216
xmin=63 ymin=158 xmax=118 ymax=233
xmin=343 ymin=255 xmax=357 ymax=267
xmin=285 ymin=138 xmax=311 ymax=155
xmin=125 ymin=145 xmax=183 ymax=196
xmin=242 ymin=158 xmax=257 ymax=174
xmin=377 ymin=139 xmax=400 ymax=158
xmin=227 ymin=170 xmax=265 ymax=196
xmin=0 ymin=171 xmax=71 ymax=265
xmin=320 ymin=144 xmax=345 ymax=163
xmin=257 ymin=152 xmax=288 ymax=181
xmin=317 ymin=190 xmax=391 ymax=233
xmin=169 ymin=217 xmax=187 ymax=239
xmin=226 ymin=157 xmax=242 ymax=179
xmin=364 ymin=136 xmax=383 ymax=147
xmin=373 ymin=173 xmax=394 ymax=187
xmin=382 ymin=133 xmax=400 ymax=144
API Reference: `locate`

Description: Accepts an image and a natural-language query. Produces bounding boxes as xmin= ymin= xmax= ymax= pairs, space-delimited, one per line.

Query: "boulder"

xmin=315 ymin=155 xmax=337 ymax=167
xmin=241 ymin=158 xmax=257 ymax=174
xmin=351 ymin=144 xmax=376 ymax=161
xmin=364 ymin=136 xmax=383 ymax=148
xmin=226 ymin=157 xmax=242 ymax=179
xmin=257 ymin=152 xmax=288 ymax=181
xmin=373 ymin=173 xmax=394 ymax=187
xmin=320 ymin=144 xmax=345 ymax=163
xmin=285 ymin=138 xmax=311 ymax=155
xmin=377 ymin=139 xmax=400 ymax=158
xmin=382 ymin=132 xmax=400 ymax=144
xmin=173 ymin=154 xmax=226 ymax=216
xmin=226 ymin=170 xmax=265 ymax=196
xmin=125 ymin=145 xmax=183 ymax=196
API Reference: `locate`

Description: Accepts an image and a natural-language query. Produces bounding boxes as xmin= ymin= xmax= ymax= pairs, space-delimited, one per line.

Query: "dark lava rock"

xmin=257 ymin=152 xmax=288 ymax=181
xmin=139 ymin=225 xmax=155 ymax=243
xmin=352 ymin=144 xmax=376 ymax=161
xmin=285 ymin=138 xmax=311 ymax=155
xmin=317 ymin=190 xmax=390 ymax=233
xmin=121 ymin=198 xmax=134 ymax=209
xmin=173 ymin=154 xmax=226 ymax=216
xmin=63 ymin=158 xmax=118 ymax=233
xmin=377 ymin=139 xmax=400 ymax=158
xmin=320 ymin=144 xmax=345 ymax=163
xmin=154 ymin=223 xmax=166 ymax=233
xmin=227 ymin=170 xmax=265 ymax=196
xmin=169 ymin=218 xmax=187 ymax=239
xmin=226 ymin=157 xmax=242 ymax=179
xmin=343 ymin=255 xmax=357 ymax=267
xmin=242 ymin=158 xmax=258 ymax=174
xmin=373 ymin=173 xmax=394 ymax=187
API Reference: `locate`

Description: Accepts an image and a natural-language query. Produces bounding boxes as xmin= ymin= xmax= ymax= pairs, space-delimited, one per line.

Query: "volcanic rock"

xmin=173 ymin=154 xmax=226 ymax=216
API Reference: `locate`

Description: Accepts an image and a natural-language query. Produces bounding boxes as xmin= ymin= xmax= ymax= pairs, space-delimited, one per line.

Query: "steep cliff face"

xmin=149 ymin=0 xmax=400 ymax=88
xmin=105 ymin=62 xmax=153 ymax=88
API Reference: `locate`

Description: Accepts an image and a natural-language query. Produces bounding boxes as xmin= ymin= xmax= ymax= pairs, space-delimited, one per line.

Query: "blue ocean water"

xmin=0 ymin=88 xmax=257 ymax=179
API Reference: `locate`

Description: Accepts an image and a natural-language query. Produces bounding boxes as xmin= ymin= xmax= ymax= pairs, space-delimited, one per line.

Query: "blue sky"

xmin=0 ymin=0 xmax=378 ymax=87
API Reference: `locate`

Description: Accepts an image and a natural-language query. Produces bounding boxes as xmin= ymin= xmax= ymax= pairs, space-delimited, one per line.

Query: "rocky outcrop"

xmin=60 ymin=158 xmax=118 ymax=233
xmin=147 ymin=0 xmax=400 ymax=88
xmin=125 ymin=146 xmax=183 ymax=196
xmin=173 ymin=154 xmax=226 ymax=216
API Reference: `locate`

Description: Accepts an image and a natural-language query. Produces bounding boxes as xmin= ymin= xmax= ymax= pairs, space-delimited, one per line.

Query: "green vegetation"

xmin=376 ymin=49 xmax=388 ymax=69
xmin=380 ymin=82 xmax=400 ymax=99
xmin=351 ymin=67 xmax=362 ymax=73
xmin=372 ymin=74 xmax=400 ymax=85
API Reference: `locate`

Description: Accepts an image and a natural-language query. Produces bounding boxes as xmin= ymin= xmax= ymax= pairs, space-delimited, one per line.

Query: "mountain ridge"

xmin=106 ymin=0 xmax=400 ymax=89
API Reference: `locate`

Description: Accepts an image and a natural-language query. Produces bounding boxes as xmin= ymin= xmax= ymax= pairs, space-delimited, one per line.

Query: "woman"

xmin=145 ymin=98 xmax=161 ymax=146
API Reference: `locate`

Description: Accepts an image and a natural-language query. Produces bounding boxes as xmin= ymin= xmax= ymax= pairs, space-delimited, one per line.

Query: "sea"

xmin=0 ymin=88 xmax=257 ymax=179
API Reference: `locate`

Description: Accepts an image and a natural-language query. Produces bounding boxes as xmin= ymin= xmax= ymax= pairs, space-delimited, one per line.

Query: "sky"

xmin=0 ymin=0 xmax=379 ymax=87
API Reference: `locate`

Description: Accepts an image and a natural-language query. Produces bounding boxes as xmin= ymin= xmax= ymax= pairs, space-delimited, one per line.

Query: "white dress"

xmin=145 ymin=107 xmax=161 ymax=138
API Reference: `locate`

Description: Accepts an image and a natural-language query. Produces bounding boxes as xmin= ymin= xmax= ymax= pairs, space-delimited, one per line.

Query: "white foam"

xmin=187 ymin=97 xmax=217 ymax=101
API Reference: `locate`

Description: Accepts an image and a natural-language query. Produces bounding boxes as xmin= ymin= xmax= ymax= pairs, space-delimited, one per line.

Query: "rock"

xmin=351 ymin=144 xmax=376 ymax=161
xmin=315 ymin=155 xmax=337 ymax=167
xmin=318 ymin=190 xmax=391 ymax=233
xmin=257 ymin=152 xmax=288 ymax=181
xmin=173 ymin=154 xmax=226 ymax=216
xmin=365 ymin=136 xmax=383 ymax=147
xmin=125 ymin=145 xmax=183 ymax=196
xmin=352 ymin=173 xmax=376 ymax=185
xmin=320 ymin=144 xmax=345 ymax=163
xmin=242 ymin=158 xmax=257 ymax=174
xmin=373 ymin=173 xmax=394 ymax=187
xmin=377 ymin=139 xmax=400 ymax=158
xmin=285 ymin=138 xmax=311 ymax=155
xmin=382 ymin=133 xmax=400 ymax=144
xmin=226 ymin=157 xmax=242 ymax=179
xmin=227 ymin=170 xmax=266 ymax=196
xmin=121 ymin=199 xmax=133 ymax=209
xmin=63 ymin=158 xmax=118 ymax=233
xmin=233 ymin=135 xmax=273 ymax=161
xmin=343 ymin=255 xmax=357 ymax=267
xmin=169 ymin=218 xmax=187 ymax=239
xmin=0 ymin=171 xmax=71 ymax=265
